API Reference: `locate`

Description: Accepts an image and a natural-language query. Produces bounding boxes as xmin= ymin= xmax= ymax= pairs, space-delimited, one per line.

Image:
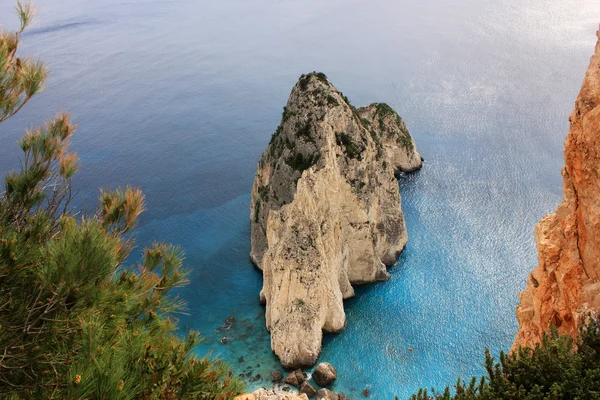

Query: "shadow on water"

xmin=23 ymin=19 xmax=102 ymax=36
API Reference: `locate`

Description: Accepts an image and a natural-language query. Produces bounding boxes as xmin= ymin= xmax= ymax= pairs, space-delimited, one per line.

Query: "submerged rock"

xmin=216 ymin=316 xmax=235 ymax=331
xmin=514 ymin=30 xmax=600 ymax=349
xmin=250 ymin=72 xmax=421 ymax=369
xmin=271 ymin=370 xmax=284 ymax=382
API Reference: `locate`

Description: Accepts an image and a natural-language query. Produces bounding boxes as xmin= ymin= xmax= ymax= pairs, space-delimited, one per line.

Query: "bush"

xmin=326 ymin=94 xmax=339 ymax=106
xmin=336 ymin=132 xmax=363 ymax=160
xmin=296 ymin=121 xmax=315 ymax=143
xmin=258 ymin=184 xmax=270 ymax=200
xmin=297 ymin=72 xmax=329 ymax=91
xmin=0 ymin=3 xmax=243 ymax=399
xmin=411 ymin=318 xmax=600 ymax=400
xmin=397 ymin=132 xmax=414 ymax=152
xmin=285 ymin=152 xmax=320 ymax=171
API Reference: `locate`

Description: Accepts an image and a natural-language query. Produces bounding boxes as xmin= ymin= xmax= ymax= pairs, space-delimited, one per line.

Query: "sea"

xmin=1 ymin=0 xmax=599 ymax=397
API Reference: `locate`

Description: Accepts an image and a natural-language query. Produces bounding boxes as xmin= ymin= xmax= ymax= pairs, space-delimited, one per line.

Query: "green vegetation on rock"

xmin=373 ymin=103 xmax=414 ymax=152
xmin=254 ymin=200 xmax=261 ymax=223
xmin=335 ymin=132 xmax=363 ymax=160
xmin=282 ymin=106 xmax=295 ymax=123
xmin=397 ymin=132 xmax=414 ymax=152
xmin=0 ymin=3 xmax=47 ymax=123
xmin=298 ymin=72 xmax=329 ymax=91
xmin=326 ymin=94 xmax=339 ymax=106
xmin=0 ymin=4 xmax=243 ymax=399
xmin=258 ymin=184 xmax=270 ymax=200
xmin=295 ymin=120 xmax=315 ymax=143
xmin=285 ymin=152 xmax=320 ymax=171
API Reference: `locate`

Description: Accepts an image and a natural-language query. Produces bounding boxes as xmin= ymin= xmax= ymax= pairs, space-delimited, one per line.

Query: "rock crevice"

xmin=250 ymin=72 xmax=421 ymax=369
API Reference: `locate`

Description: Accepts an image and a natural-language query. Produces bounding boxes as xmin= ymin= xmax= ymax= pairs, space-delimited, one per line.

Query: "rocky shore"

xmin=250 ymin=72 xmax=421 ymax=369
xmin=235 ymin=362 xmax=349 ymax=400
xmin=514 ymin=30 xmax=600 ymax=349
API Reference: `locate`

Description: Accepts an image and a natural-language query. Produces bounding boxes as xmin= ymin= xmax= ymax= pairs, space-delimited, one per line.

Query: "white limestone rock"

xmin=250 ymin=72 xmax=421 ymax=369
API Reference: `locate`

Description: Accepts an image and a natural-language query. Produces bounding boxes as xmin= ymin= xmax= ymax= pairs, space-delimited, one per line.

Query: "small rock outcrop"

xmin=299 ymin=381 xmax=317 ymax=398
xmin=235 ymin=387 xmax=346 ymax=400
xmin=235 ymin=390 xmax=309 ymax=400
xmin=271 ymin=370 xmax=283 ymax=382
xmin=514 ymin=30 xmax=600 ymax=349
xmin=316 ymin=388 xmax=339 ymax=400
xmin=312 ymin=362 xmax=337 ymax=387
xmin=250 ymin=72 xmax=421 ymax=369
xmin=284 ymin=370 xmax=307 ymax=387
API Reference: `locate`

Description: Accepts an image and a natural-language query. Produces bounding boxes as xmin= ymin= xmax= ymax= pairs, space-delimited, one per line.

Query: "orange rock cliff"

xmin=514 ymin=29 xmax=600 ymax=349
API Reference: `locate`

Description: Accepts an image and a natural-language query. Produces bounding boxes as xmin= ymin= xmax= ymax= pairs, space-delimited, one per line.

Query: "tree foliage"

xmin=0 ymin=3 xmax=243 ymax=399
xmin=411 ymin=318 xmax=600 ymax=400
xmin=0 ymin=1 xmax=48 ymax=122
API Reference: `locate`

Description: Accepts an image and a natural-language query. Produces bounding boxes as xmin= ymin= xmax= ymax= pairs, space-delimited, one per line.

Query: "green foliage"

xmin=269 ymin=125 xmax=283 ymax=146
xmin=339 ymin=92 xmax=351 ymax=107
xmin=298 ymin=72 xmax=329 ymax=91
xmin=315 ymin=72 xmax=328 ymax=82
xmin=299 ymin=75 xmax=311 ymax=91
xmin=281 ymin=106 xmax=293 ymax=124
xmin=0 ymin=3 xmax=243 ymax=399
xmin=335 ymin=132 xmax=363 ymax=160
xmin=397 ymin=131 xmax=414 ymax=152
xmin=0 ymin=119 xmax=244 ymax=400
xmin=373 ymin=102 xmax=397 ymax=120
xmin=258 ymin=184 xmax=270 ymax=200
xmin=295 ymin=121 xmax=315 ymax=143
xmin=0 ymin=2 xmax=48 ymax=123
xmin=293 ymin=298 xmax=305 ymax=307
xmin=254 ymin=200 xmax=261 ymax=223
xmin=411 ymin=320 xmax=600 ymax=400
xmin=326 ymin=94 xmax=339 ymax=106
xmin=372 ymin=102 xmax=414 ymax=152
xmin=285 ymin=152 xmax=320 ymax=172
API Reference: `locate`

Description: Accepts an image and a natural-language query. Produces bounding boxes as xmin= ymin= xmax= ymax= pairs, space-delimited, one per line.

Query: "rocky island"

xmin=514 ymin=30 xmax=600 ymax=349
xmin=250 ymin=72 xmax=422 ymax=369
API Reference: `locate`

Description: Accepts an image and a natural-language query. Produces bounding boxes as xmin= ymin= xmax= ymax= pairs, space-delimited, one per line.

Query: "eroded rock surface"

xmin=514 ymin=30 xmax=600 ymax=349
xmin=235 ymin=390 xmax=309 ymax=400
xmin=250 ymin=72 xmax=421 ymax=369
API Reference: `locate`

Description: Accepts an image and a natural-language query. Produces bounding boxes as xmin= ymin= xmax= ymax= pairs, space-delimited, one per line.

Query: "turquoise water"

xmin=1 ymin=0 xmax=599 ymax=397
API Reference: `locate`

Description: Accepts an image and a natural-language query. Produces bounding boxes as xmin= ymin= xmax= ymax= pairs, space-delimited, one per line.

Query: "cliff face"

xmin=250 ymin=73 xmax=421 ymax=369
xmin=514 ymin=30 xmax=600 ymax=349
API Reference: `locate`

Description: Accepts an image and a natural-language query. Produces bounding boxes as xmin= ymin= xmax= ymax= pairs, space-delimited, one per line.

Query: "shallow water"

xmin=1 ymin=0 xmax=599 ymax=397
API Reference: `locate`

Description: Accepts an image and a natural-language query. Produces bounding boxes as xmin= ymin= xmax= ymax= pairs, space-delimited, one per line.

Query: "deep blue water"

xmin=1 ymin=0 xmax=599 ymax=397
